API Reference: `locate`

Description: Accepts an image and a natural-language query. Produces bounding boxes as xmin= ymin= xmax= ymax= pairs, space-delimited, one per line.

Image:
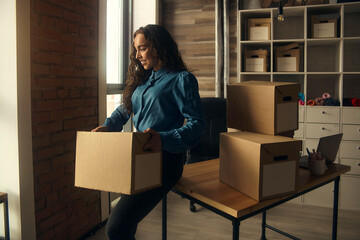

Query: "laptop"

xmin=299 ymin=133 xmax=343 ymax=168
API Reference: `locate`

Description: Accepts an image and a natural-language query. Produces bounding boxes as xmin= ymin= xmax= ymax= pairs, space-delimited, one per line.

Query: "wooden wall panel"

xmin=229 ymin=0 xmax=238 ymax=84
xmin=162 ymin=0 xmax=216 ymax=97
xmin=162 ymin=0 xmax=239 ymax=95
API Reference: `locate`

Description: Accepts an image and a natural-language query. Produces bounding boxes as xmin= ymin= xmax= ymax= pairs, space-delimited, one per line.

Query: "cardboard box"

xmin=244 ymin=49 xmax=268 ymax=72
xmin=311 ymin=14 xmax=338 ymax=38
xmin=248 ymin=18 xmax=271 ymax=40
xmin=276 ymin=50 xmax=300 ymax=72
xmin=275 ymin=43 xmax=300 ymax=72
xmin=227 ymin=81 xmax=299 ymax=135
xmin=219 ymin=131 xmax=302 ymax=201
xmin=75 ymin=131 xmax=162 ymax=195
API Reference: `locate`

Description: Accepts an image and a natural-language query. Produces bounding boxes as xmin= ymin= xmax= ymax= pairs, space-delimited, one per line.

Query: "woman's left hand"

xmin=143 ymin=128 xmax=162 ymax=152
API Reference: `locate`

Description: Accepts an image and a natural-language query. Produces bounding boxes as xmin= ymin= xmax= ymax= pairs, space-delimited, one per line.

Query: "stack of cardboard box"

xmin=220 ymin=81 xmax=302 ymax=201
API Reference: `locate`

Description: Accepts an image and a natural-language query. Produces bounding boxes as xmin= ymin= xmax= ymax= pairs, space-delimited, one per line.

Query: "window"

xmin=105 ymin=0 xmax=132 ymax=117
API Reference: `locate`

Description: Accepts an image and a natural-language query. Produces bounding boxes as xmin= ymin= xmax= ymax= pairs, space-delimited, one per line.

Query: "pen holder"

xmin=308 ymin=158 xmax=327 ymax=176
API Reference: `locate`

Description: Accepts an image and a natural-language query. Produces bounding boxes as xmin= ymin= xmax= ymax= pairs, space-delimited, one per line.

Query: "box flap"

xmin=132 ymin=132 xmax=151 ymax=155
xmin=244 ymin=49 xmax=268 ymax=56
xmin=232 ymin=81 xmax=297 ymax=87
xmin=262 ymin=161 xmax=296 ymax=198
xmin=312 ymin=14 xmax=339 ymax=21
xmin=274 ymin=83 xmax=299 ymax=104
xmin=225 ymin=131 xmax=300 ymax=145
xmin=276 ymin=102 xmax=298 ymax=133
xmin=276 ymin=43 xmax=299 ymax=53
xmin=248 ymin=18 xmax=271 ymax=25
xmin=133 ymin=152 xmax=162 ymax=193
xmin=276 ymin=49 xmax=300 ymax=57
xmin=261 ymin=141 xmax=302 ymax=165
xmin=131 ymin=132 xmax=162 ymax=194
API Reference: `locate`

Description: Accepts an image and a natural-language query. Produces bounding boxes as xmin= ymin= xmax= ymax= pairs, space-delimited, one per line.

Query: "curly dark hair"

xmin=122 ymin=24 xmax=188 ymax=114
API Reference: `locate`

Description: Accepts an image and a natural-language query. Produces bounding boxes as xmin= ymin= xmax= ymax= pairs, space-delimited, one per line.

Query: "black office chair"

xmin=185 ymin=97 xmax=227 ymax=212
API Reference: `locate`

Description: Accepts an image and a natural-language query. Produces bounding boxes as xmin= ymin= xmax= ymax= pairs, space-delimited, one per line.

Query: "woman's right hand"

xmin=91 ymin=126 xmax=108 ymax=132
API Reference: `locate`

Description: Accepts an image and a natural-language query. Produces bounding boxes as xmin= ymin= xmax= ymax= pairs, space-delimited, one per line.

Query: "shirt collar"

xmin=151 ymin=68 xmax=170 ymax=81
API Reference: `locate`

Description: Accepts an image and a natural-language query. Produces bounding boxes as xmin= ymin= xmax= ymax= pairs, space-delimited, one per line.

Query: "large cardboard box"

xmin=219 ymin=131 xmax=302 ymax=201
xmin=227 ymin=81 xmax=299 ymax=135
xmin=75 ymin=131 xmax=162 ymax=195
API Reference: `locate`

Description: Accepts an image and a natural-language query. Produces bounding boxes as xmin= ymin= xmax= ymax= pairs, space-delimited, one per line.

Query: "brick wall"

xmin=30 ymin=0 xmax=101 ymax=239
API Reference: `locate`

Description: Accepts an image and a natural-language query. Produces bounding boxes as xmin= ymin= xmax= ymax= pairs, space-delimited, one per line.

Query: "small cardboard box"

xmin=219 ymin=131 xmax=302 ymax=201
xmin=227 ymin=81 xmax=299 ymax=135
xmin=312 ymin=15 xmax=338 ymax=38
xmin=75 ymin=131 xmax=162 ymax=195
xmin=275 ymin=44 xmax=300 ymax=72
xmin=248 ymin=18 xmax=271 ymax=40
xmin=244 ymin=49 xmax=268 ymax=72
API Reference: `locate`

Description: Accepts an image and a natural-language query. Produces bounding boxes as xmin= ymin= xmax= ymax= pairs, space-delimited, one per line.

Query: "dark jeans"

xmin=105 ymin=151 xmax=185 ymax=240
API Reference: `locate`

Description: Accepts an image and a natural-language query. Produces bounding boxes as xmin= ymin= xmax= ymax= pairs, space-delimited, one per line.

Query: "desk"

xmin=162 ymin=159 xmax=350 ymax=240
xmin=0 ymin=192 xmax=9 ymax=240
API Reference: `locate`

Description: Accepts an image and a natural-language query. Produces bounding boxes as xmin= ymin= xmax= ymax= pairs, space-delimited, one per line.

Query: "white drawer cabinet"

xmin=306 ymin=107 xmax=340 ymax=123
xmin=342 ymin=124 xmax=360 ymax=141
xmin=299 ymin=106 xmax=305 ymax=123
xmin=294 ymin=123 xmax=304 ymax=139
xmin=340 ymin=141 xmax=360 ymax=159
xmin=305 ymin=123 xmax=340 ymax=139
xmin=341 ymin=159 xmax=360 ymax=175
xmin=305 ymin=139 xmax=318 ymax=153
xmin=340 ymin=175 xmax=360 ymax=211
xmin=303 ymin=183 xmax=334 ymax=208
xmin=342 ymin=108 xmax=360 ymax=124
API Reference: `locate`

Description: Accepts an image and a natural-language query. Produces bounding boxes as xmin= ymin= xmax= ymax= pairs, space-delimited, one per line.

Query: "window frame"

xmin=98 ymin=0 xmax=133 ymax=220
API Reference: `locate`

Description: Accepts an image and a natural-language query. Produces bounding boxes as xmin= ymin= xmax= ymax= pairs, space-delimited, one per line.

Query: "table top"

xmin=174 ymin=159 xmax=350 ymax=218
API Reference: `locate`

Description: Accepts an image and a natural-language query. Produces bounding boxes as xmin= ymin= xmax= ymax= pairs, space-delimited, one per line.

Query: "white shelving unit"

xmin=237 ymin=2 xmax=360 ymax=210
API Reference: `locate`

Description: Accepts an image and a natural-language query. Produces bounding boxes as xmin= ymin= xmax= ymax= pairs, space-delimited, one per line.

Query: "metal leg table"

xmin=162 ymin=176 xmax=342 ymax=240
xmin=0 ymin=192 xmax=9 ymax=240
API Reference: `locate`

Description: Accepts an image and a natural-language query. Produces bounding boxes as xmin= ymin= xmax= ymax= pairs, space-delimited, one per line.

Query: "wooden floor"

xmin=86 ymin=191 xmax=360 ymax=240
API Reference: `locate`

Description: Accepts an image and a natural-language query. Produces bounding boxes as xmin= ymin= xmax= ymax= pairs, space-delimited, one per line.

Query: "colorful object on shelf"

xmin=307 ymin=99 xmax=315 ymax=106
xmin=343 ymin=98 xmax=353 ymax=106
xmin=298 ymin=92 xmax=305 ymax=101
xmin=322 ymin=92 xmax=331 ymax=99
xmin=315 ymin=97 xmax=324 ymax=106
xmin=307 ymin=92 xmax=340 ymax=106
xmin=344 ymin=98 xmax=360 ymax=107
xmin=352 ymin=98 xmax=360 ymax=107
xmin=299 ymin=100 xmax=305 ymax=105
xmin=324 ymin=98 xmax=340 ymax=106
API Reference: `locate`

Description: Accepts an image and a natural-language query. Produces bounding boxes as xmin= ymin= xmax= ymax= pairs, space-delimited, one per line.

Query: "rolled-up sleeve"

xmin=103 ymin=104 xmax=130 ymax=132
xmin=159 ymin=72 xmax=205 ymax=153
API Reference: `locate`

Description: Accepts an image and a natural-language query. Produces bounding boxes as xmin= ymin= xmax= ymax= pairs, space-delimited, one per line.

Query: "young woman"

xmin=92 ymin=24 xmax=205 ymax=240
